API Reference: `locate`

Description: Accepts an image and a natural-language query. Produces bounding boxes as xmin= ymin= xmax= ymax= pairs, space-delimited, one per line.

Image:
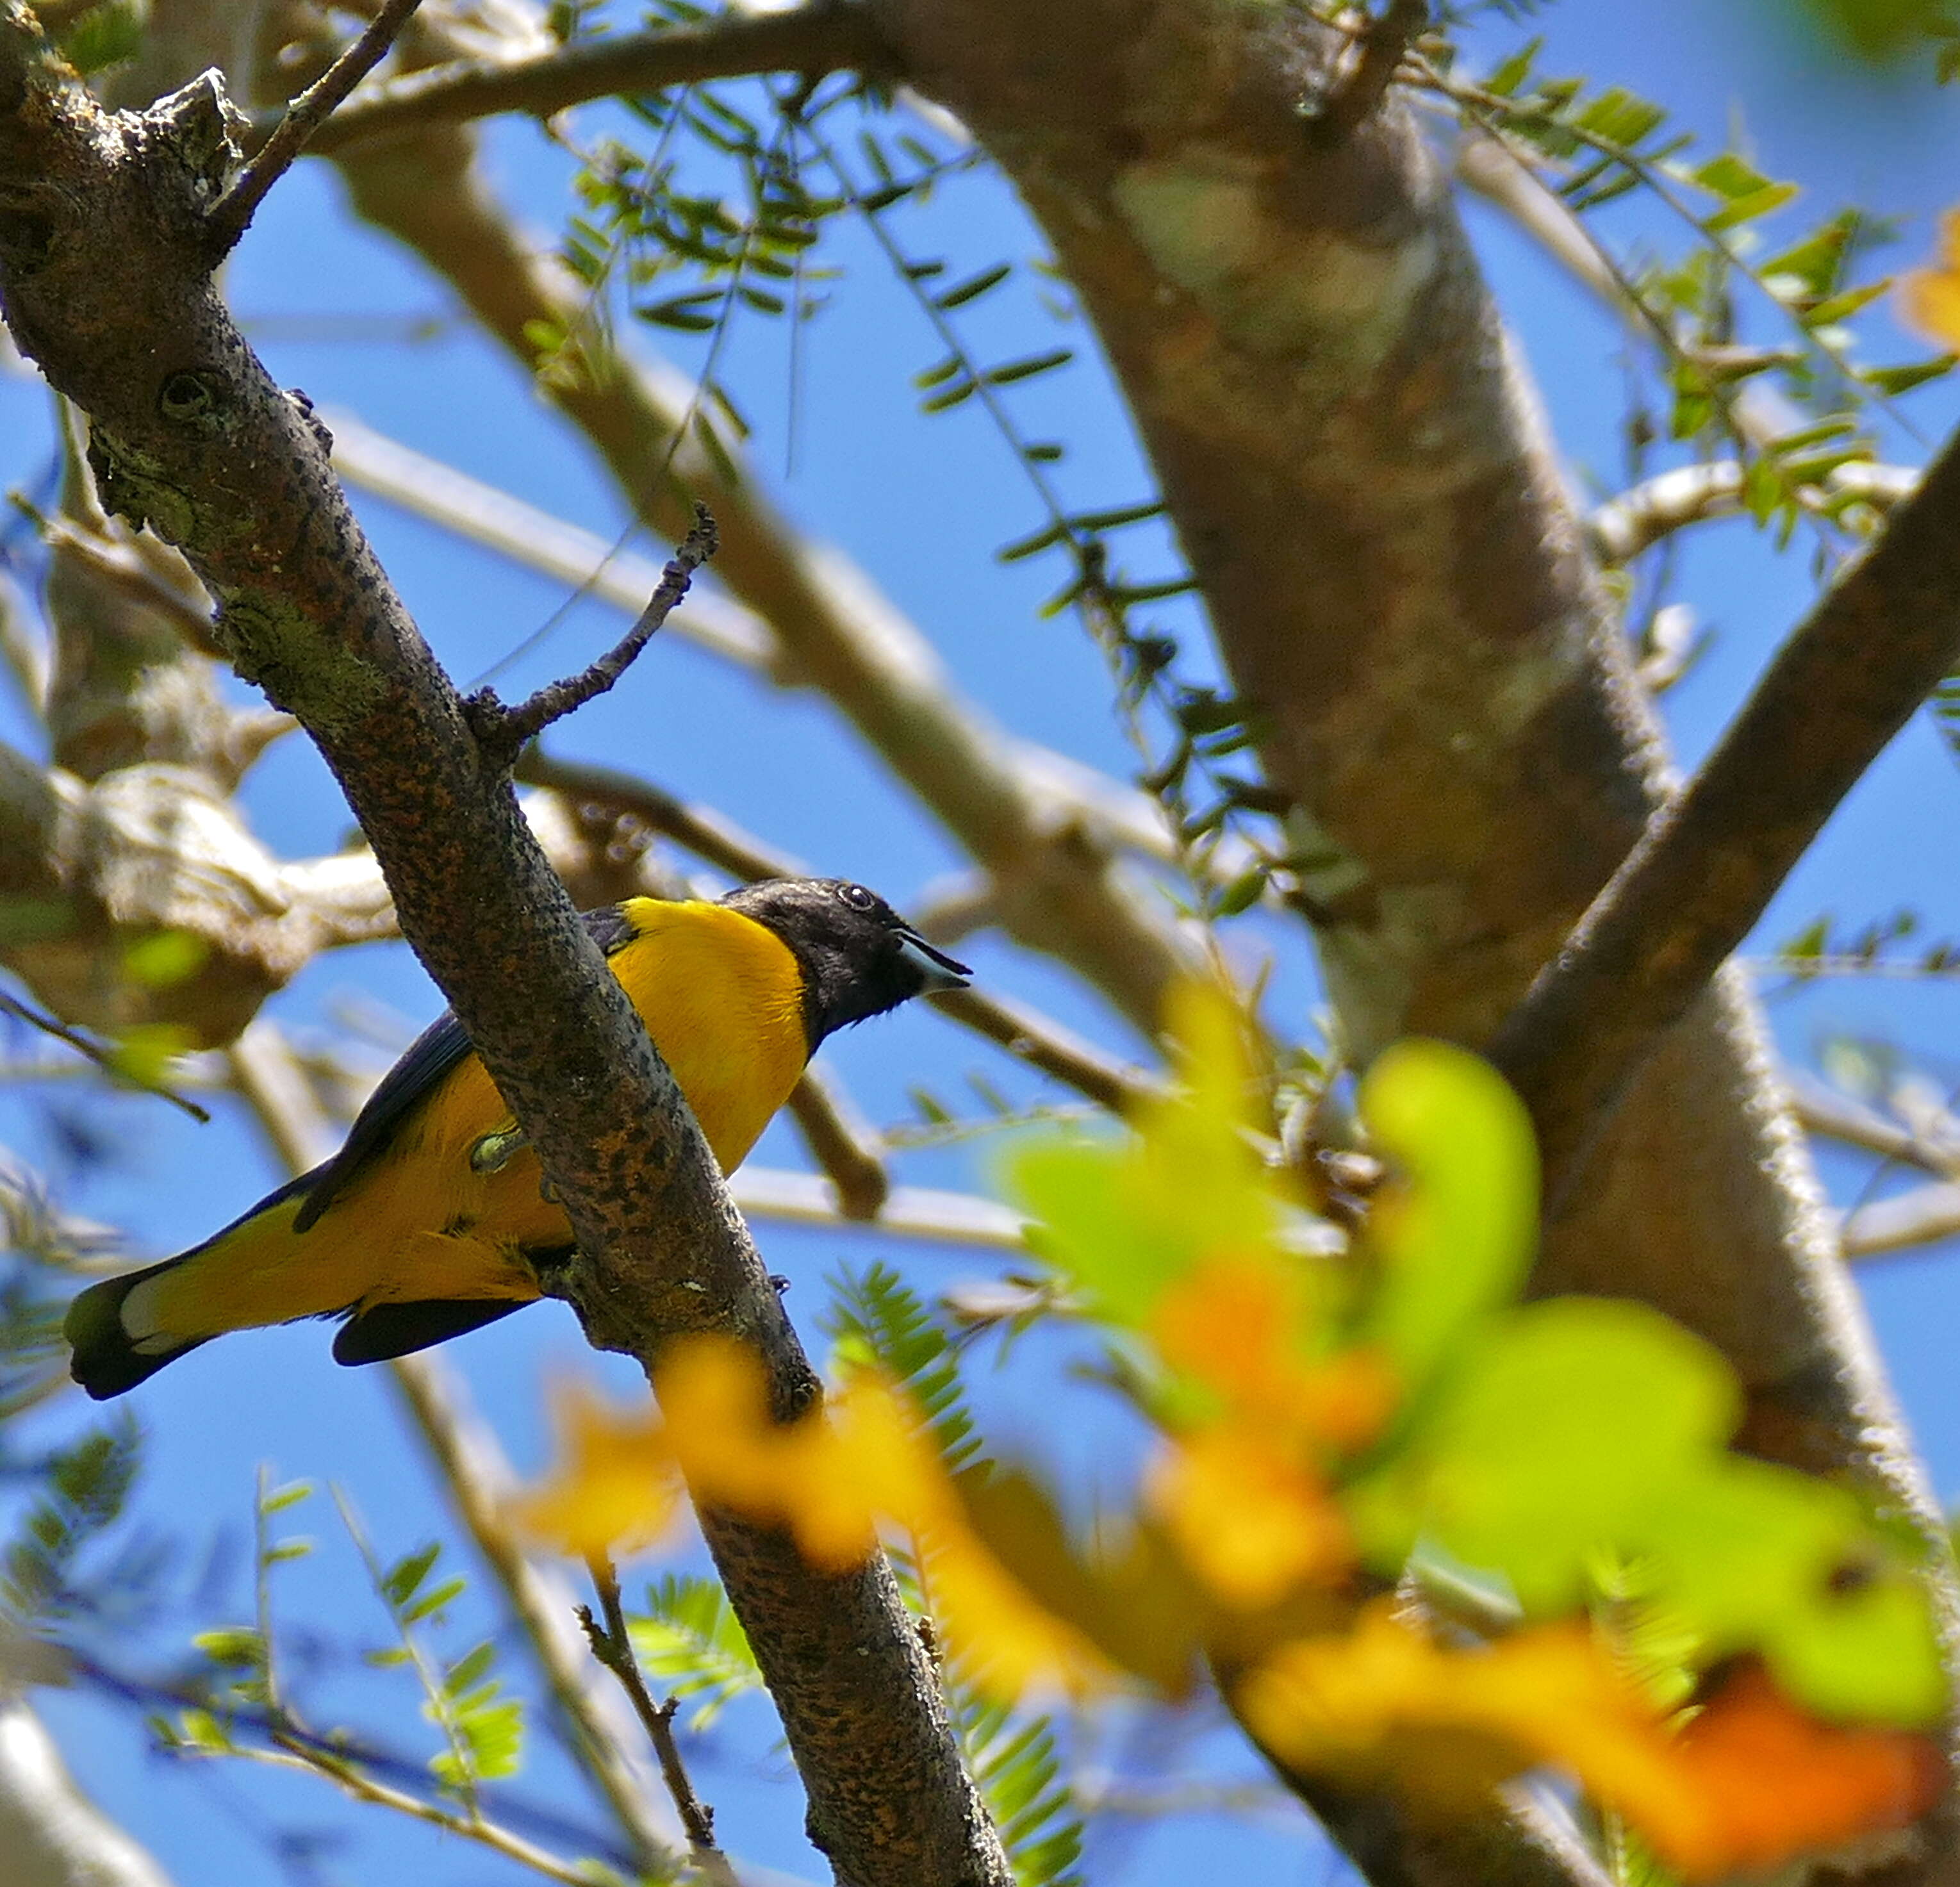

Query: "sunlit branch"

xmin=303 ymin=2 xmax=890 ymax=154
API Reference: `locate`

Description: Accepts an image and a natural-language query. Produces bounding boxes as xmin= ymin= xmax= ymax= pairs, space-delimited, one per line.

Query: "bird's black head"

xmin=721 ymin=877 xmax=971 ymax=1052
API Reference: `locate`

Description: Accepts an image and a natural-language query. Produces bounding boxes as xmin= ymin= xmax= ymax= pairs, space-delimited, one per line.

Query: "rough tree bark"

xmin=0 ymin=15 xmax=1009 ymax=1884
xmin=6 ymin=1 xmax=1959 ymax=1884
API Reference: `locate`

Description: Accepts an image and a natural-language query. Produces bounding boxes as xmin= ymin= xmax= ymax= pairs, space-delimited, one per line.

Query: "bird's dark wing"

xmin=332 ymin=1297 xmax=529 ymax=1365
xmin=293 ymin=906 xmax=636 ymax=1233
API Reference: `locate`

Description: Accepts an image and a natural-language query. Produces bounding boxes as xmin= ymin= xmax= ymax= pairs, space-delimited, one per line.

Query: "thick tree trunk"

xmin=0 ymin=1696 xmax=174 ymax=1887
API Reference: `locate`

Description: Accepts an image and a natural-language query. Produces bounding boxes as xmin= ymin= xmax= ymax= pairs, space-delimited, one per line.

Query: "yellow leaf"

xmin=1147 ymin=1426 xmax=1350 ymax=1608
xmin=659 ymin=1339 xmax=1120 ymax=1701
xmin=506 ymin=1382 xmax=679 ymax=1558
xmin=1898 ymin=210 xmax=1960 ymax=349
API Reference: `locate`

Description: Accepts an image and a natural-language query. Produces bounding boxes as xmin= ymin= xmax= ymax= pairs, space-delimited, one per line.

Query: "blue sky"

xmin=6 ymin=3 xmax=1960 ymax=1883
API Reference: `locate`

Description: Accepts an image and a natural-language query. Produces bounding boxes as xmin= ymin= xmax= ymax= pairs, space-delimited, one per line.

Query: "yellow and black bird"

xmin=66 ymin=878 xmax=969 ymax=1399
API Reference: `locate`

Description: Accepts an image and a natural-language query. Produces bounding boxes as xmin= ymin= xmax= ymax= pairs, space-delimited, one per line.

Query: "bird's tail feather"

xmin=65 ymin=1259 xmax=210 ymax=1401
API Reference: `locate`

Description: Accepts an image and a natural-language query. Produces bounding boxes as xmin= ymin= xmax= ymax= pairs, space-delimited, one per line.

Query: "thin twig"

xmin=732 ymin=1168 xmax=1028 ymax=1248
xmin=1585 ymin=461 xmax=1917 ymax=566
xmin=206 ymin=0 xmax=427 ymax=257
xmin=581 ymin=1553 xmax=740 ymax=1887
xmin=0 ymin=990 xmax=210 ymax=1122
xmin=1784 ymin=1069 xmax=1960 ymax=1180
xmin=467 ymin=507 xmax=717 ymax=767
xmin=1308 ymin=0 xmax=1427 ymax=145
xmin=1840 ymin=1183 xmax=1960 ymax=1261
xmin=258 ymin=1733 xmax=602 ymax=1887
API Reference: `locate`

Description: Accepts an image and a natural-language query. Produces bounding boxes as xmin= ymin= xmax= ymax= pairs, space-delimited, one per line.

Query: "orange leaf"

xmin=661 ymin=1339 xmax=1119 ymax=1700
xmin=1239 ymin=1605 xmax=1944 ymax=1879
xmin=1147 ymin=1426 xmax=1350 ymax=1608
xmin=1152 ymin=1253 xmax=1398 ymax=1453
xmin=1645 ymin=1665 xmax=1945 ymax=1879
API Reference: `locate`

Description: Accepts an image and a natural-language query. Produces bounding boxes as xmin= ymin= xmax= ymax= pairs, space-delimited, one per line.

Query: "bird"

xmin=66 ymin=878 xmax=970 ymax=1399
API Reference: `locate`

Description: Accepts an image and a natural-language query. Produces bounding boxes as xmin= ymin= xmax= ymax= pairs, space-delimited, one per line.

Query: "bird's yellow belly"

xmin=142 ymin=903 xmax=810 ymax=1340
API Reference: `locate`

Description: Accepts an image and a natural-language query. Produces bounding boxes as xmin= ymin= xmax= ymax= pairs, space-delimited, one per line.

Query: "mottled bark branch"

xmin=0 ymin=40 xmax=1007 ymax=1886
xmin=1489 ymin=424 xmax=1960 ymax=1210
xmin=882 ymin=0 xmax=1960 ymax=1880
xmin=303 ymin=1 xmax=887 ymax=154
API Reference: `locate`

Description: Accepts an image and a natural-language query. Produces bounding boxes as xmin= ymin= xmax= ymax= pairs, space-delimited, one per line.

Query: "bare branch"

xmin=304 ymin=2 xmax=891 ymax=155
xmin=730 ymin=1167 xmax=1028 ymax=1248
xmin=1586 ymin=460 xmax=1918 ymax=566
xmin=0 ymin=59 xmax=1008 ymax=1887
xmin=206 ymin=0 xmax=425 ymax=255
xmin=1784 ymin=1069 xmax=1960 ymax=1180
xmin=786 ymin=1060 xmax=890 ymax=1220
xmin=466 ymin=507 xmax=716 ymax=767
xmin=1489 ymin=422 xmax=1960 ymax=1209
xmin=1308 ymin=0 xmax=1426 ymax=145
xmin=0 ymin=1695 xmax=176 ymax=1887
xmin=1841 ymin=1184 xmax=1960 ymax=1262
xmin=0 ymin=989 xmax=209 ymax=1120
xmin=579 ymin=1555 xmax=739 ymax=1887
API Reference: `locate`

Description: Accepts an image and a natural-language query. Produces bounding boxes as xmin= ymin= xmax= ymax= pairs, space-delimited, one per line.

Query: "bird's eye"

xmin=837 ymin=883 xmax=877 ymax=911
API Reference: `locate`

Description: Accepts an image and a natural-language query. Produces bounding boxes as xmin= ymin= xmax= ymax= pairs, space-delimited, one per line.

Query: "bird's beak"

xmin=898 ymin=929 xmax=971 ymax=994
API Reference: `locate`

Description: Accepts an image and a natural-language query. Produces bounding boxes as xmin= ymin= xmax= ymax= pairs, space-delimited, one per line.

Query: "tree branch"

xmin=466 ymin=506 xmax=716 ymax=766
xmin=302 ymin=1 xmax=891 ymax=154
xmin=329 ymin=111 xmax=1194 ymax=1035
xmin=0 ymin=1694 xmax=176 ymax=1887
xmin=579 ymin=1555 xmax=739 ymax=1887
xmin=206 ymin=0 xmax=424 ymax=254
xmin=0 ymin=54 xmax=1007 ymax=1887
xmin=1488 ymin=422 xmax=1960 ymax=1209
xmin=1307 ymin=0 xmax=1426 ymax=145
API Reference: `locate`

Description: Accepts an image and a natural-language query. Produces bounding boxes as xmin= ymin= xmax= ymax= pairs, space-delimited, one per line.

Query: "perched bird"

xmin=67 ymin=878 xmax=969 ymax=1399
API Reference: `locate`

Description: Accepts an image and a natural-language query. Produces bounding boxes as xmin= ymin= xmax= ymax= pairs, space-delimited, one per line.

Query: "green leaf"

xmin=630 ymin=1574 xmax=763 ymax=1730
xmin=1863 ymin=356 xmax=1959 ymax=395
xmin=825 ymin=1264 xmax=985 ymax=1475
xmin=1574 ymin=87 xmax=1667 ymax=149
xmin=935 ymin=263 xmax=1013 ymax=310
xmin=401 ymin=1577 xmax=466 ymax=1624
xmin=1209 ymin=868 xmax=1267 ymax=919
xmin=381 ymin=1542 xmax=441 ymax=1610
xmin=58 ymin=0 xmax=143 ymax=74
xmin=1702 ymin=181 xmax=1799 ymax=233
xmin=1346 ymin=1299 xmax=1738 ymax=1605
xmin=985 ymin=349 xmax=1074 ymax=387
xmin=1690 ymin=151 xmax=1777 ymax=201
xmin=1354 ymin=1041 xmax=1537 ymax=1396
xmin=1641 ymin=1461 xmax=1945 ymax=1726
xmin=998 ymin=522 xmax=1072 ymax=564
xmin=1483 ymin=37 xmax=1542 ymax=96
xmin=193 ymin=1627 xmax=266 ymax=1669
xmin=444 ymin=1640 xmax=497 ymax=1697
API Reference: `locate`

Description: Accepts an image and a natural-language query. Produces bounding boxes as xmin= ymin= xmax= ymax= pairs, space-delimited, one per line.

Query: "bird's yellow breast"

xmin=138 ymin=901 xmax=812 ymax=1337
